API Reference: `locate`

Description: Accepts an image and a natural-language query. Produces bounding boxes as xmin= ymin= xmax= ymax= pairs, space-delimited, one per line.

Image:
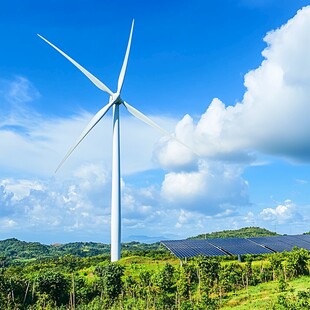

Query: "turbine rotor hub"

xmin=112 ymin=93 xmax=123 ymax=105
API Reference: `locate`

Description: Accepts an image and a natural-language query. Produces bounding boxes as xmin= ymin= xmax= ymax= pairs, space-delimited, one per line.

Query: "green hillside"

xmin=0 ymin=238 xmax=50 ymax=259
xmin=189 ymin=226 xmax=278 ymax=239
xmin=0 ymin=238 xmax=163 ymax=261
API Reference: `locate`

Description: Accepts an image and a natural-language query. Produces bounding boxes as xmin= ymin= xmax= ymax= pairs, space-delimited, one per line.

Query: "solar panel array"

xmin=161 ymin=234 xmax=310 ymax=259
xmin=248 ymin=236 xmax=293 ymax=252
xmin=162 ymin=240 xmax=227 ymax=258
xmin=282 ymin=236 xmax=310 ymax=250
xmin=249 ymin=235 xmax=310 ymax=252
xmin=208 ymin=238 xmax=273 ymax=255
xmin=294 ymin=234 xmax=310 ymax=243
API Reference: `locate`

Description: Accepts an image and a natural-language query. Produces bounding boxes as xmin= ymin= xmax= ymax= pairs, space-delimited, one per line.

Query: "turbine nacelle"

xmin=111 ymin=93 xmax=123 ymax=105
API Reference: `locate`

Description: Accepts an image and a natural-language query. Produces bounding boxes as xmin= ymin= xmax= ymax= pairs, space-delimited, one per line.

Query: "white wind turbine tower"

xmin=38 ymin=20 xmax=193 ymax=262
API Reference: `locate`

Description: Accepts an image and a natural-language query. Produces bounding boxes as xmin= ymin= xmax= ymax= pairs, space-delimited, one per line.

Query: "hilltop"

xmin=188 ymin=226 xmax=278 ymax=239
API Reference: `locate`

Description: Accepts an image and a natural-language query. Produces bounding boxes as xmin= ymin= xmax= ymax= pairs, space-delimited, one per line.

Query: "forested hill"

xmin=0 ymin=238 xmax=161 ymax=260
xmin=188 ymin=226 xmax=278 ymax=239
xmin=0 ymin=227 xmax=291 ymax=260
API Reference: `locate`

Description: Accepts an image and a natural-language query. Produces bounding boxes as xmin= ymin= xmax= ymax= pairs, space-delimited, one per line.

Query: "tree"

xmin=153 ymin=263 xmax=175 ymax=308
xmin=35 ymin=270 xmax=69 ymax=306
xmin=286 ymin=247 xmax=310 ymax=278
xmin=268 ymin=253 xmax=284 ymax=281
xmin=176 ymin=264 xmax=197 ymax=309
xmin=219 ymin=262 xmax=243 ymax=293
xmin=194 ymin=256 xmax=220 ymax=309
xmin=95 ymin=263 xmax=124 ymax=306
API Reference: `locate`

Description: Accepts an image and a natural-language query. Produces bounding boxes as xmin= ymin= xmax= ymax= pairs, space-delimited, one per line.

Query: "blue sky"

xmin=0 ymin=0 xmax=310 ymax=244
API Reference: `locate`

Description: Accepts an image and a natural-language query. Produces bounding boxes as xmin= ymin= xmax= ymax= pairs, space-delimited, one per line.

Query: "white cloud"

xmin=5 ymin=76 xmax=40 ymax=105
xmin=0 ymin=218 xmax=17 ymax=228
xmin=175 ymin=209 xmax=194 ymax=228
xmin=243 ymin=211 xmax=255 ymax=224
xmin=161 ymin=161 xmax=248 ymax=214
xmin=0 ymin=179 xmax=46 ymax=201
xmin=0 ymin=171 xmax=308 ymax=242
xmin=259 ymin=200 xmax=302 ymax=224
xmin=155 ymin=6 xmax=310 ymax=168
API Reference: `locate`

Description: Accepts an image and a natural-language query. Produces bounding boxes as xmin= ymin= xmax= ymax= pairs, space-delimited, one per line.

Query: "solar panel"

xmin=279 ymin=235 xmax=310 ymax=250
xmin=207 ymin=238 xmax=273 ymax=255
xmin=161 ymin=239 xmax=227 ymax=258
xmin=161 ymin=240 xmax=201 ymax=258
xmin=248 ymin=236 xmax=293 ymax=252
xmin=293 ymin=234 xmax=310 ymax=243
xmin=186 ymin=240 xmax=228 ymax=256
xmin=162 ymin=235 xmax=310 ymax=259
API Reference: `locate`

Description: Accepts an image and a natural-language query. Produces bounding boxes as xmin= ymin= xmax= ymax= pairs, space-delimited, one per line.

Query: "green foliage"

xmin=196 ymin=256 xmax=220 ymax=289
xmin=0 ymin=238 xmax=50 ymax=260
xmin=95 ymin=263 xmax=124 ymax=306
xmin=176 ymin=263 xmax=196 ymax=303
xmin=268 ymin=252 xmax=284 ymax=280
xmin=220 ymin=262 xmax=243 ymax=292
xmin=285 ymin=247 xmax=310 ymax=278
xmin=0 ymin=251 xmax=309 ymax=309
xmin=153 ymin=263 xmax=176 ymax=308
xmin=273 ymin=289 xmax=310 ymax=309
xmin=278 ymin=275 xmax=288 ymax=292
xmin=35 ymin=270 xmax=69 ymax=306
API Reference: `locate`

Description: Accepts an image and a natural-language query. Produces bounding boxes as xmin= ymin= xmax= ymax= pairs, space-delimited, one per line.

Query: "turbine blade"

xmin=37 ymin=34 xmax=114 ymax=96
xmin=55 ymin=101 xmax=114 ymax=173
xmin=123 ymin=101 xmax=170 ymax=136
xmin=117 ymin=20 xmax=134 ymax=93
xmin=123 ymin=101 xmax=199 ymax=156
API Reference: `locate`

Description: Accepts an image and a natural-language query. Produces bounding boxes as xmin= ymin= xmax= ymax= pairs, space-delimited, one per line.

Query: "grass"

xmin=119 ymin=255 xmax=179 ymax=278
xmin=77 ymin=255 xmax=180 ymax=283
xmin=220 ymin=276 xmax=310 ymax=309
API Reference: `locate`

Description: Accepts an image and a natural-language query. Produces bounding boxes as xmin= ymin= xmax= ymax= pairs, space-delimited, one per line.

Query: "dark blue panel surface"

xmin=276 ymin=235 xmax=310 ymax=250
xmin=162 ymin=235 xmax=310 ymax=259
xmin=161 ymin=239 xmax=227 ymax=258
xmin=161 ymin=240 xmax=201 ymax=258
xmin=248 ymin=236 xmax=293 ymax=252
xmin=293 ymin=234 xmax=310 ymax=244
xmin=207 ymin=238 xmax=273 ymax=255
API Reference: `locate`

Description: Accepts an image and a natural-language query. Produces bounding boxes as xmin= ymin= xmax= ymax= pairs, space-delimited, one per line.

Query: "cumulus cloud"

xmin=2 ymin=7 xmax=310 ymax=242
xmin=0 ymin=179 xmax=45 ymax=201
xmin=153 ymin=6 xmax=310 ymax=230
xmin=161 ymin=161 xmax=248 ymax=214
xmin=155 ymin=6 xmax=310 ymax=169
xmin=259 ymin=200 xmax=302 ymax=224
xmin=0 ymin=164 xmax=112 ymax=241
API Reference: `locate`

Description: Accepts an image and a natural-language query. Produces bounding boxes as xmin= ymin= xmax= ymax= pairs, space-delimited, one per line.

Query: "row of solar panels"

xmin=161 ymin=235 xmax=310 ymax=258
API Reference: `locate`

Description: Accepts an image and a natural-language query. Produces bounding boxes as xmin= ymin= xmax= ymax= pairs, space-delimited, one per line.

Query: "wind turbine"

xmin=38 ymin=20 xmax=192 ymax=262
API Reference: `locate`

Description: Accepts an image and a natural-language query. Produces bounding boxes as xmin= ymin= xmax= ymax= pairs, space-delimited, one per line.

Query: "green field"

xmin=221 ymin=276 xmax=310 ymax=309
